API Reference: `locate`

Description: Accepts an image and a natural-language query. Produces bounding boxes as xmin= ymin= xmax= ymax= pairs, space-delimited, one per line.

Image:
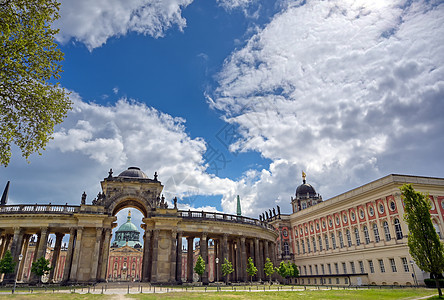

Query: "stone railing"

xmin=178 ymin=210 xmax=275 ymax=230
xmin=0 ymin=204 xmax=79 ymax=215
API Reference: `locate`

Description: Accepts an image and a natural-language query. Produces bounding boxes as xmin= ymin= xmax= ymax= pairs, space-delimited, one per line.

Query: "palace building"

xmin=269 ymin=173 xmax=444 ymax=286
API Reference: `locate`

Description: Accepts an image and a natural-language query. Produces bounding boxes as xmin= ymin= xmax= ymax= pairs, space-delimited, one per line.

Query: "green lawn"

xmin=0 ymin=287 xmax=438 ymax=300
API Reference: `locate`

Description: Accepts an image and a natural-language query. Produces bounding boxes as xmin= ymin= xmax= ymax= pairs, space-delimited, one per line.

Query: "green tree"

xmin=31 ymin=256 xmax=52 ymax=284
xmin=194 ymin=255 xmax=205 ymax=282
xmin=0 ymin=0 xmax=72 ymax=166
xmin=290 ymin=263 xmax=299 ymax=278
xmin=276 ymin=261 xmax=291 ymax=284
xmin=401 ymin=184 xmax=444 ymax=297
xmin=0 ymin=250 xmax=16 ymax=276
xmin=221 ymin=258 xmax=234 ymax=284
xmin=246 ymin=257 xmax=257 ymax=283
xmin=264 ymin=257 xmax=275 ymax=284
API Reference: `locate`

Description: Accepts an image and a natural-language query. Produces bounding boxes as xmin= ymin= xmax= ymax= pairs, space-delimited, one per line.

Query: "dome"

xmin=116 ymin=220 xmax=139 ymax=232
xmin=112 ymin=211 xmax=143 ymax=248
xmin=296 ymin=182 xmax=317 ymax=197
xmin=118 ymin=167 xmax=148 ymax=179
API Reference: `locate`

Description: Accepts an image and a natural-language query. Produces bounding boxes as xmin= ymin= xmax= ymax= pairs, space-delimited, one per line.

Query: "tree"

xmin=31 ymin=256 xmax=52 ymax=284
xmin=276 ymin=261 xmax=291 ymax=284
xmin=0 ymin=0 xmax=72 ymax=166
xmin=194 ymin=255 xmax=205 ymax=283
xmin=264 ymin=257 xmax=275 ymax=284
xmin=290 ymin=263 xmax=299 ymax=278
xmin=0 ymin=250 xmax=16 ymax=276
xmin=246 ymin=257 xmax=257 ymax=283
xmin=221 ymin=258 xmax=234 ymax=284
xmin=401 ymin=183 xmax=444 ymax=297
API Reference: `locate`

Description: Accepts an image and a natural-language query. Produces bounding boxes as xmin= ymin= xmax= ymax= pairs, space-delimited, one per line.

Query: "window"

xmin=336 ymin=216 xmax=340 ymax=225
xmin=338 ymin=231 xmax=344 ymax=248
xmin=331 ymin=233 xmax=336 ymax=249
xmin=321 ymin=264 xmax=325 ymax=275
xmin=325 ymin=234 xmax=330 ymax=250
xmin=296 ymin=241 xmax=300 ymax=255
xmin=309 ymin=265 xmax=313 ymax=275
xmin=383 ymin=221 xmax=391 ymax=241
xmin=328 ymin=263 xmax=332 ymax=274
xmin=360 ymin=209 xmax=365 ymax=219
xmin=344 ymin=278 xmax=348 ymax=284
xmin=434 ymin=222 xmax=442 ymax=239
xmin=302 ymin=202 xmax=307 ymax=209
xmin=389 ymin=258 xmax=397 ymax=272
xmin=379 ymin=259 xmax=385 ymax=273
xmin=369 ymin=206 xmax=374 ymax=216
xmin=368 ymin=260 xmax=375 ymax=273
xmin=354 ymin=228 xmax=361 ymax=246
xmin=322 ymin=220 xmax=326 ymax=229
xmin=301 ymin=240 xmax=306 ymax=254
xmin=342 ymin=262 xmax=347 ymax=274
xmin=401 ymin=257 xmax=410 ymax=272
xmin=351 ymin=211 xmax=356 ymax=221
xmin=379 ymin=203 xmax=385 ymax=214
xmin=315 ymin=265 xmax=319 ymax=275
xmin=329 ymin=218 xmax=333 ymax=227
xmin=394 ymin=219 xmax=403 ymax=239
xmin=314 ymin=278 xmax=317 ymax=284
xmin=359 ymin=261 xmax=365 ymax=273
xmin=283 ymin=242 xmax=290 ymax=255
xmin=318 ymin=235 xmax=323 ymax=251
xmin=343 ymin=214 xmax=348 ymax=223
xmin=350 ymin=261 xmax=356 ymax=274
xmin=363 ymin=225 xmax=370 ymax=244
xmin=346 ymin=229 xmax=352 ymax=247
xmin=329 ymin=278 xmax=332 ymax=284
xmin=335 ymin=263 xmax=339 ymax=274
xmin=312 ymin=237 xmax=317 ymax=252
xmin=306 ymin=239 xmax=311 ymax=253
xmin=390 ymin=201 xmax=396 ymax=211
xmin=316 ymin=222 xmax=320 ymax=230
xmin=311 ymin=224 xmax=314 ymax=232
xmin=336 ymin=278 xmax=339 ymax=284
xmin=114 ymin=262 xmax=118 ymax=270
xmin=373 ymin=223 xmax=380 ymax=243
xmin=304 ymin=266 xmax=307 ymax=275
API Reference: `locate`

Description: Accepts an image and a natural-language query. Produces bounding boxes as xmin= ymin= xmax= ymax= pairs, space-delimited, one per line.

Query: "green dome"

xmin=111 ymin=211 xmax=143 ymax=249
xmin=116 ymin=220 xmax=138 ymax=232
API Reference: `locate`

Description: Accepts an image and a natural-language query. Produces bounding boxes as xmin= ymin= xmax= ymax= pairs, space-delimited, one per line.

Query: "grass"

xmin=0 ymin=287 xmax=438 ymax=300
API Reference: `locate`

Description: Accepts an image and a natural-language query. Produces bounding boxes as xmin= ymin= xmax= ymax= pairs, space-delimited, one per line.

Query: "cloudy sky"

xmin=2 ymin=0 xmax=443 ymax=229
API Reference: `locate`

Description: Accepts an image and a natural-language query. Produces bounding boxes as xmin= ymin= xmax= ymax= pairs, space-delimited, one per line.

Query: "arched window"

xmin=346 ymin=229 xmax=352 ymax=247
xmin=354 ymin=228 xmax=361 ymax=246
xmin=331 ymin=233 xmax=336 ymax=249
xmin=318 ymin=235 xmax=323 ymax=251
xmin=373 ymin=223 xmax=380 ymax=243
xmin=324 ymin=234 xmax=330 ymax=250
xmin=383 ymin=221 xmax=391 ymax=241
xmin=301 ymin=240 xmax=306 ymax=254
xmin=338 ymin=231 xmax=344 ymax=248
xmin=283 ymin=242 xmax=290 ymax=255
xmin=312 ymin=237 xmax=317 ymax=252
xmin=306 ymin=238 xmax=311 ymax=253
xmin=394 ymin=219 xmax=403 ymax=240
xmin=363 ymin=225 xmax=370 ymax=244
xmin=296 ymin=241 xmax=300 ymax=254
xmin=434 ymin=222 xmax=442 ymax=239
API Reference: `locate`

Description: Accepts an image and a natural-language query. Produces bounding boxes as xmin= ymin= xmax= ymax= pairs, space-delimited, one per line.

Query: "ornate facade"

xmin=0 ymin=167 xmax=277 ymax=284
xmin=270 ymin=174 xmax=444 ymax=286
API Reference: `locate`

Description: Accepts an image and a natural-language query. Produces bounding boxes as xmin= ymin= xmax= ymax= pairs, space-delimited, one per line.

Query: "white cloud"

xmin=211 ymin=0 xmax=444 ymax=214
xmin=55 ymin=0 xmax=193 ymax=50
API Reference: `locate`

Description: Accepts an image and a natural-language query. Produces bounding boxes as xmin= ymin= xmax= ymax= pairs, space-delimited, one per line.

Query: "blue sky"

xmin=2 ymin=0 xmax=444 ymax=233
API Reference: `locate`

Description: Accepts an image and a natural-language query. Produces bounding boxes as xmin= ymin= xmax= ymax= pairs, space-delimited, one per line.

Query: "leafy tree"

xmin=276 ymin=261 xmax=292 ymax=284
xmin=221 ymin=258 xmax=234 ymax=284
xmin=290 ymin=263 xmax=299 ymax=278
xmin=246 ymin=257 xmax=257 ymax=283
xmin=0 ymin=0 xmax=72 ymax=166
xmin=401 ymin=184 xmax=444 ymax=297
xmin=0 ymin=250 xmax=16 ymax=276
xmin=194 ymin=255 xmax=205 ymax=282
xmin=264 ymin=257 xmax=275 ymax=283
xmin=31 ymin=256 xmax=52 ymax=284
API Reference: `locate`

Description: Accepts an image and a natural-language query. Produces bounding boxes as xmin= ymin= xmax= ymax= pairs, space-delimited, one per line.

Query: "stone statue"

xmin=173 ymin=197 xmax=178 ymax=209
xmin=108 ymin=168 xmax=113 ymax=179
xmin=277 ymin=205 xmax=281 ymax=218
xmin=81 ymin=191 xmax=87 ymax=205
xmin=154 ymin=172 xmax=158 ymax=181
xmin=259 ymin=215 xmax=262 ymax=222
xmin=265 ymin=211 xmax=269 ymax=220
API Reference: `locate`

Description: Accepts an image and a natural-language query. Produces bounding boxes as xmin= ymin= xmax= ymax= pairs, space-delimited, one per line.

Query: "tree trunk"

xmin=435 ymin=278 xmax=442 ymax=298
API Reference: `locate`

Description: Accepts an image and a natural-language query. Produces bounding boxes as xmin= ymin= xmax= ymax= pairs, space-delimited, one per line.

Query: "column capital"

xmin=40 ymin=227 xmax=49 ymax=234
xmin=201 ymin=232 xmax=207 ymax=240
xmin=240 ymin=237 xmax=246 ymax=243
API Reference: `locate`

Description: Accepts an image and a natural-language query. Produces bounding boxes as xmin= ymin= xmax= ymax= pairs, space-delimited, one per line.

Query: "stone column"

xmin=229 ymin=241 xmax=235 ymax=282
xmin=259 ymin=240 xmax=264 ymax=280
xmin=90 ymin=228 xmax=102 ymax=281
xmin=4 ymin=228 xmax=24 ymax=283
xmin=254 ymin=238 xmax=262 ymax=281
xmin=240 ymin=237 xmax=247 ymax=282
xmin=70 ymin=227 xmax=83 ymax=282
xmin=18 ymin=234 xmax=31 ymax=281
xmin=99 ymin=228 xmax=112 ymax=281
xmin=201 ymin=233 xmax=208 ymax=284
xmin=170 ymin=230 xmax=177 ymax=283
xmin=213 ymin=239 xmax=218 ymax=282
xmin=235 ymin=238 xmax=241 ymax=281
xmin=0 ymin=229 xmax=5 ymax=258
xmin=187 ymin=236 xmax=194 ymax=282
xmin=150 ymin=229 xmax=159 ymax=283
xmin=142 ymin=229 xmax=152 ymax=282
xmin=62 ymin=228 xmax=76 ymax=282
xmin=49 ymin=232 xmax=64 ymax=282
xmin=176 ymin=231 xmax=183 ymax=283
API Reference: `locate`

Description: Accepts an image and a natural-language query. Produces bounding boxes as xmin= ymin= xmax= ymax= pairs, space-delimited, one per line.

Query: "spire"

xmin=127 ymin=210 xmax=131 ymax=222
xmin=1 ymin=181 xmax=10 ymax=205
xmin=236 ymin=195 xmax=242 ymax=216
xmin=302 ymin=171 xmax=306 ymax=184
